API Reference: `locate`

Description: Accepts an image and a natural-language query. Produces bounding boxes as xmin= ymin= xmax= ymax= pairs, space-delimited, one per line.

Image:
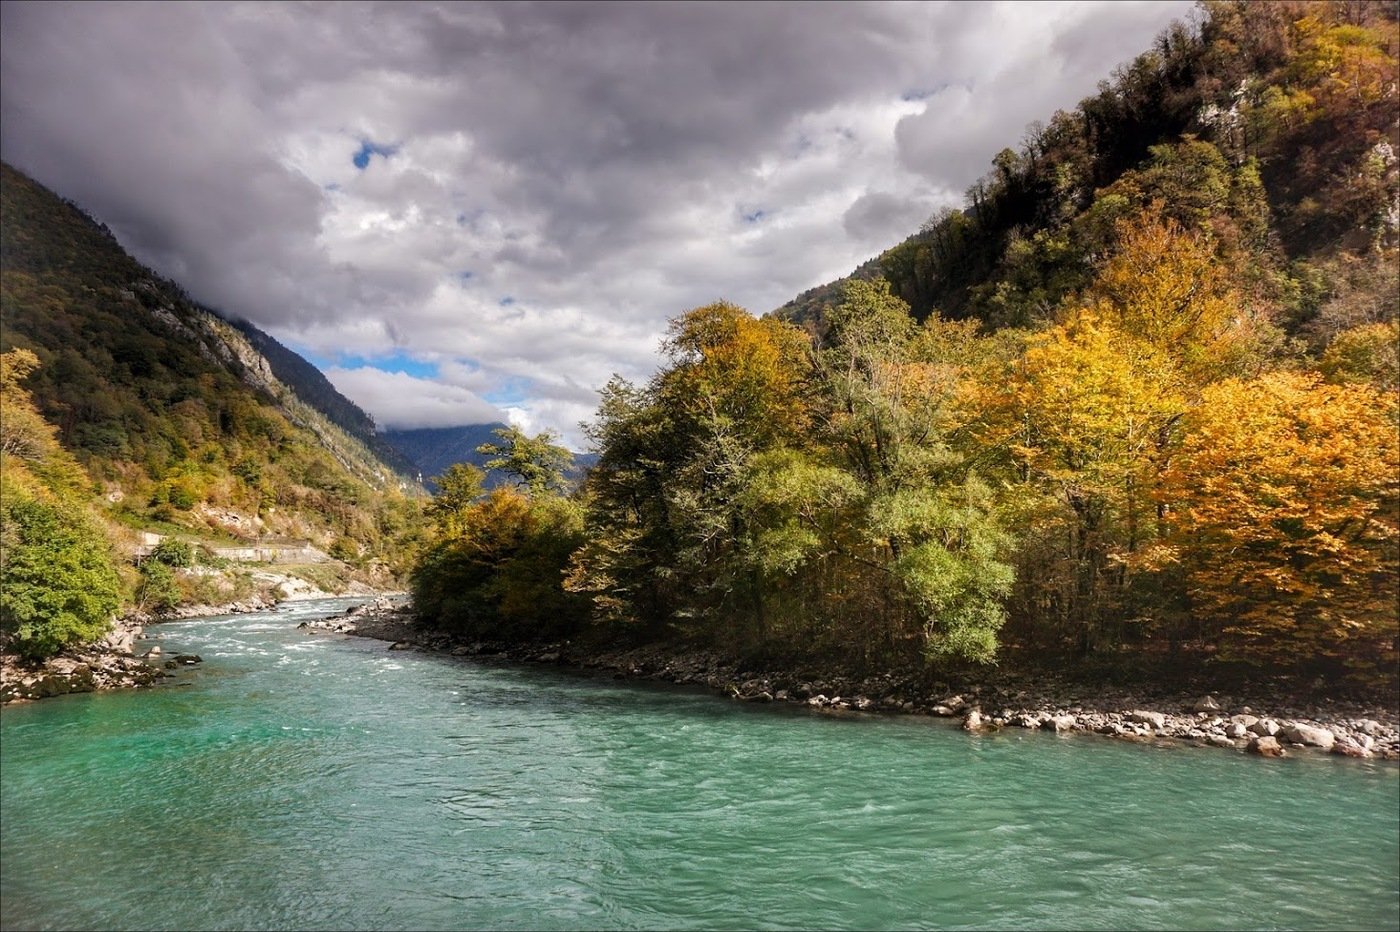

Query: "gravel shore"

xmin=305 ymin=598 xmax=1400 ymax=762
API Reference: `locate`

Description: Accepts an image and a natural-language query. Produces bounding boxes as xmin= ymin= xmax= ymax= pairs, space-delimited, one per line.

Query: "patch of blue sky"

xmin=498 ymin=296 xmax=516 ymax=307
xmin=483 ymin=377 xmax=532 ymax=406
xmin=901 ymin=82 xmax=955 ymax=103
xmin=339 ymin=350 xmax=438 ymax=379
xmin=352 ymin=140 xmax=399 ymax=170
xmin=742 ymin=208 xmax=768 ymax=224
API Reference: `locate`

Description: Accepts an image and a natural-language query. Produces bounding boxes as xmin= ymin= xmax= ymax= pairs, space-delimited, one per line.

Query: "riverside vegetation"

xmin=3 ymin=1 xmax=1398 ymax=727
xmin=407 ymin=1 xmax=1399 ymax=717
xmin=0 ymin=162 xmax=432 ymax=686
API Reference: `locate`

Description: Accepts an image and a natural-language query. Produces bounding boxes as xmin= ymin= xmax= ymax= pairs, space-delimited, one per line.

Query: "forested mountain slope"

xmin=0 ymin=161 xmax=423 ymax=562
xmin=778 ymin=0 xmax=1398 ymax=341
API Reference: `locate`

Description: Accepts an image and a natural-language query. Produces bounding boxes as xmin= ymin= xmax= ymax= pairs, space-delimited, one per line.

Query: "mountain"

xmin=0 ymin=161 xmax=422 ymax=560
xmin=382 ymin=424 xmax=510 ymax=488
xmin=776 ymin=1 xmax=1399 ymax=340
xmin=227 ymin=318 xmax=419 ymax=478
xmin=382 ymin=424 xmax=598 ymax=491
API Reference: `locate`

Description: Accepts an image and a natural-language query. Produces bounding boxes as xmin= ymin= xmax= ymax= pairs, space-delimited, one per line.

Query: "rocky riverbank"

xmin=0 ymin=617 xmax=204 ymax=704
xmin=306 ymin=599 xmax=1400 ymax=762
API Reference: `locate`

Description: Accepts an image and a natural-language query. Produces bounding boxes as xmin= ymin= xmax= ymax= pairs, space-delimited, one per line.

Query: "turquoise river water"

xmin=2 ymin=598 xmax=1397 ymax=931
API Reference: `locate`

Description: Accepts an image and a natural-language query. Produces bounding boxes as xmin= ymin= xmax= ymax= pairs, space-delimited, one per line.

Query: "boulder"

xmin=1191 ymin=695 xmax=1221 ymax=713
xmin=1248 ymin=718 xmax=1280 ymax=737
xmin=1128 ymin=710 xmax=1167 ymax=730
xmin=101 ymin=629 xmax=136 ymax=656
xmin=1229 ymin=714 xmax=1259 ymax=728
xmin=387 ymin=641 xmax=413 ymax=651
xmin=1331 ymin=739 xmax=1372 ymax=759
xmin=1248 ymin=735 xmax=1286 ymax=757
xmin=962 ymin=709 xmax=985 ymax=732
xmin=1224 ymin=722 xmax=1250 ymax=739
xmin=1208 ymin=734 xmax=1237 ymax=748
xmin=1280 ymin=723 xmax=1335 ymax=749
xmin=1047 ymin=714 xmax=1077 ymax=733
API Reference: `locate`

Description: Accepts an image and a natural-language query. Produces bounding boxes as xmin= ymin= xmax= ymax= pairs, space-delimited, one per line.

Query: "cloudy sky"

xmin=1 ymin=0 xmax=1191 ymax=448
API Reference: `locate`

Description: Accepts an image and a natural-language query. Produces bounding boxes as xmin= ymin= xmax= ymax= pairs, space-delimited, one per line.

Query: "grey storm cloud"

xmin=0 ymin=0 xmax=1191 ymax=444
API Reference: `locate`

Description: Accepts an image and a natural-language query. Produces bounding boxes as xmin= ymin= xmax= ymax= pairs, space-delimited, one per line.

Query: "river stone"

xmin=1230 ymin=714 xmax=1259 ymax=728
xmin=1331 ymin=738 xmax=1372 ymax=759
xmin=932 ymin=704 xmax=958 ymax=717
xmin=101 ymin=629 xmax=136 ymax=656
xmin=1248 ymin=735 xmax=1286 ymax=757
xmin=1191 ymin=695 xmax=1221 ymax=713
xmin=962 ymin=709 xmax=985 ymax=732
xmin=1224 ymin=722 xmax=1250 ymax=739
xmin=1357 ymin=719 xmax=1384 ymax=737
xmin=1208 ymin=734 xmax=1237 ymax=748
xmin=1128 ymin=710 xmax=1167 ymax=730
xmin=1281 ymin=723 xmax=1335 ymax=749
xmin=1047 ymin=714 xmax=1077 ymax=733
xmin=1248 ymin=718 xmax=1279 ymax=737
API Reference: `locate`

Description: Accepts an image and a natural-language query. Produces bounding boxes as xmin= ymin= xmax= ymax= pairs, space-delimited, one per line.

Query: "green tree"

xmin=476 ymin=427 xmax=573 ymax=496
xmin=1 ymin=486 xmax=121 ymax=658
xmin=1 ymin=349 xmax=122 ymax=658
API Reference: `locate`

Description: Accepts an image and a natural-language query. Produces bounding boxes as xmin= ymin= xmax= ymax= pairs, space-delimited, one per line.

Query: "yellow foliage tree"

xmin=1083 ymin=210 xmax=1264 ymax=387
xmin=1156 ymin=371 xmax=1399 ymax=671
xmin=999 ymin=309 xmax=1184 ymax=651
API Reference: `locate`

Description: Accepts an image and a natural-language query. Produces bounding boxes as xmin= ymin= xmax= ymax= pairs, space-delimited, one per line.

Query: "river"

xmin=2 ymin=598 xmax=1397 ymax=931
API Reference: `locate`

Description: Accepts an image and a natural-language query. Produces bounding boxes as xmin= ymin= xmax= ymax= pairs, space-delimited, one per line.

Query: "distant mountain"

xmin=0 ymin=160 xmax=420 ymax=554
xmin=383 ymin=424 xmax=597 ymax=491
xmin=382 ymin=424 xmax=510 ymax=488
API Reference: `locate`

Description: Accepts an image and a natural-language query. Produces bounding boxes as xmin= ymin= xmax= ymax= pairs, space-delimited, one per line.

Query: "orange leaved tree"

xmin=1156 ymin=371 xmax=1399 ymax=673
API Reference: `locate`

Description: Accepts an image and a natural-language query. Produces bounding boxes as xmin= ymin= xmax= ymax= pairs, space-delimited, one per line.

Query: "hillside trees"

xmin=1 ymin=349 xmax=121 ymax=659
xmin=1154 ymin=372 xmax=1399 ymax=674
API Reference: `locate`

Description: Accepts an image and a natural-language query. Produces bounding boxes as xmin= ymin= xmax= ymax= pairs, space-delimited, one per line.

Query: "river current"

xmin=2 ymin=598 xmax=1396 ymax=931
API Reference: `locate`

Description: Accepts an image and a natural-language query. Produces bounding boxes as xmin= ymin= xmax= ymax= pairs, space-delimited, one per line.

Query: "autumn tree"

xmin=1155 ymin=372 xmax=1399 ymax=673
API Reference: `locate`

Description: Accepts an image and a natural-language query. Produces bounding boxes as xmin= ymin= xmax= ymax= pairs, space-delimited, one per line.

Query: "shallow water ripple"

xmin=3 ymin=598 xmax=1397 ymax=931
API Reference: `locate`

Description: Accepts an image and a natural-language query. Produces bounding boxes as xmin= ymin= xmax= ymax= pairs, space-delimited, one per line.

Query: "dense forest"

xmin=412 ymin=0 xmax=1399 ymax=687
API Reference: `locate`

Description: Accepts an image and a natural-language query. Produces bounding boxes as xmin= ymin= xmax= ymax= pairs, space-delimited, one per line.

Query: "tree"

xmin=1 ymin=485 xmax=121 ymax=658
xmin=428 ymin=462 xmax=486 ymax=534
xmin=476 ymin=426 xmax=572 ymax=497
xmin=1154 ymin=371 xmax=1398 ymax=673
xmin=989 ymin=308 xmax=1183 ymax=652
xmin=805 ymin=280 xmax=1015 ymax=664
xmin=1 ymin=349 xmax=121 ymax=658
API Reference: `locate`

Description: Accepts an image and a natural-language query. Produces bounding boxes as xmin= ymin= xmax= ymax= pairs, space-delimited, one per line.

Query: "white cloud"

xmin=324 ymin=366 xmax=505 ymax=431
xmin=0 ymin=0 xmax=1192 ymax=443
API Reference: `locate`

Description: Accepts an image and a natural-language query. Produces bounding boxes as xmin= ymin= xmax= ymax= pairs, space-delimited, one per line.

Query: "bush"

xmin=136 ymin=561 xmax=182 ymax=614
xmin=1 ymin=490 xmax=121 ymax=659
xmin=149 ymin=538 xmax=194 ymax=567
